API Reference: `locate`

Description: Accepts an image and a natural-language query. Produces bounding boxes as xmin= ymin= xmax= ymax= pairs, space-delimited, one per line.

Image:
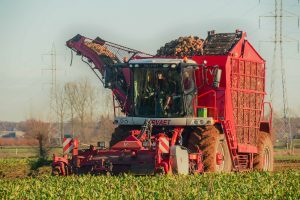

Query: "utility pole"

xmin=42 ymin=43 xmax=59 ymax=144
xmin=259 ymin=0 xmax=299 ymax=151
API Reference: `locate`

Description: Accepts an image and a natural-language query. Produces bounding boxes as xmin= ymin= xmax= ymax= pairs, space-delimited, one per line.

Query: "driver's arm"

xmin=143 ymin=87 xmax=154 ymax=99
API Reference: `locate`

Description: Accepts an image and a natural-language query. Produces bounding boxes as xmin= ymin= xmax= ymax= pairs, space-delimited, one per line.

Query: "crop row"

xmin=0 ymin=171 xmax=299 ymax=199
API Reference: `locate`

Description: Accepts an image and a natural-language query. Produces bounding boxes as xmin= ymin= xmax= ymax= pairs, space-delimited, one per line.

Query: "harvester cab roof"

xmin=128 ymin=58 xmax=197 ymax=65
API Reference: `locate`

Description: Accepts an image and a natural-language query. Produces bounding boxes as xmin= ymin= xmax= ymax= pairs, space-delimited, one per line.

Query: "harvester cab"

xmin=112 ymin=58 xmax=215 ymax=128
xmin=121 ymin=58 xmax=198 ymax=118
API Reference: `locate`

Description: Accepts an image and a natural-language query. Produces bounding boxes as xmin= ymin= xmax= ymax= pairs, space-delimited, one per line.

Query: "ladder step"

xmin=222 ymin=120 xmax=240 ymax=170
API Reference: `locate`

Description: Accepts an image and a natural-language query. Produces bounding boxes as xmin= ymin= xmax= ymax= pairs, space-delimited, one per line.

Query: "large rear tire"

xmin=110 ymin=126 xmax=132 ymax=147
xmin=188 ymin=126 xmax=232 ymax=172
xmin=254 ymin=131 xmax=274 ymax=171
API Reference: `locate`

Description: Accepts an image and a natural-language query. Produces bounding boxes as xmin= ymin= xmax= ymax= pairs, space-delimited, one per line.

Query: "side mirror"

xmin=213 ymin=68 xmax=222 ymax=88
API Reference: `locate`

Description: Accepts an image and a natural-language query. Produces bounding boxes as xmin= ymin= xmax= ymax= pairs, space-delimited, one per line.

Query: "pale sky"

xmin=0 ymin=0 xmax=299 ymax=121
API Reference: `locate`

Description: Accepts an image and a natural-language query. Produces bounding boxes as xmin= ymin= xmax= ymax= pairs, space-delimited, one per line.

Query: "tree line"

xmin=22 ymin=79 xmax=115 ymax=158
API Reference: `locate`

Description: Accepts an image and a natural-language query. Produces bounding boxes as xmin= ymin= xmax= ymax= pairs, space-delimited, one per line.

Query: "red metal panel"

xmin=238 ymin=144 xmax=258 ymax=153
xmin=192 ymin=55 xmax=228 ymax=119
xmin=230 ymin=58 xmax=265 ymax=146
xmin=111 ymin=135 xmax=143 ymax=150
xmin=242 ymin=41 xmax=265 ymax=62
xmin=193 ymin=36 xmax=266 ymax=153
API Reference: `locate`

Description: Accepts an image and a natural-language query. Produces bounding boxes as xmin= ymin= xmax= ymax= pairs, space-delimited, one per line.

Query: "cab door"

xmin=182 ymin=66 xmax=197 ymax=116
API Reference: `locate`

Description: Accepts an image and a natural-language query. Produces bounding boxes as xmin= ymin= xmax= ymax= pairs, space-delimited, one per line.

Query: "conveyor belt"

xmin=203 ymin=31 xmax=242 ymax=55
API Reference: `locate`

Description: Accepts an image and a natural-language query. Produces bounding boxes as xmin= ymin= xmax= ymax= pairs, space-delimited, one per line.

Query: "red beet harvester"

xmin=52 ymin=30 xmax=273 ymax=175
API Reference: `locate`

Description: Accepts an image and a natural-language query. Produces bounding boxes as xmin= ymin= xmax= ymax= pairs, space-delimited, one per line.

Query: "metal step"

xmin=238 ymin=155 xmax=249 ymax=169
xmin=222 ymin=120 xmax=240 ymax=170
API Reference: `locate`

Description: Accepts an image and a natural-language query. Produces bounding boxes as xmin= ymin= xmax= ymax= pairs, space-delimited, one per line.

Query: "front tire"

xmin=51 ymin=166 xmax=61 ymax=176
xmin=188 ymin=126 xmax=232 ymax=172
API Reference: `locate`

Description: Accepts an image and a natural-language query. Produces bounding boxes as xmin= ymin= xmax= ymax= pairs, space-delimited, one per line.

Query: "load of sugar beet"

xmin=156 ymin=36 xmax=204 ymax=57
xmin=84 ymin=41 xmax=117 ymax=59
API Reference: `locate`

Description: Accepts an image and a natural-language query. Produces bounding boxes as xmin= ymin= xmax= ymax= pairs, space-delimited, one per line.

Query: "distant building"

xmin=0 ymin=131 xmax=26 ymax=138
xmin=294 ymin=127 xmax=300 ymax=139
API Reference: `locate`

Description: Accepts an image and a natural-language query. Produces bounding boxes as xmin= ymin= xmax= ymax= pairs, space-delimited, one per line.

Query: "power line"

xmin=259 ymin=0 xmax=299 ymax=150
xmin=42 ymin=43 xmax=57 ymax=113
xmin=42 ymin=43 xmax=62 ymax=144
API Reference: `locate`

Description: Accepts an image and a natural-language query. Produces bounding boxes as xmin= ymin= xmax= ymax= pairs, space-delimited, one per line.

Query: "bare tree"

xmin=53 ymin=84 xmax=67 ymax=144
xmin=64 ymin=82 xmax=78 ymax=135
xmin=75 ymin=80 xmax=89 ymax=125
xmin=98 ymin=115 xmax=115 ymax=145
xmin=73 ymin=79 xmax=89 ymax=142
xmin=63 ymin=80 xmax=96 ymax=142
xmin=87 ymin=83 xmax=98 ymax=123
xmin=25 ymin=119 xmax=50 ymax=158
xmin=54 ymin=79 xmax=111 ymax=144
xmin=103 ymin=90 xmax=113 ymax=117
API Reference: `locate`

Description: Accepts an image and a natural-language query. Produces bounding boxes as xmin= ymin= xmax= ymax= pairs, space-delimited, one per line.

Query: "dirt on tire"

xmin=254 ymin=131 xmax=274 ymax=171
xmin=187 ymin=126 xmax=231 ymax=172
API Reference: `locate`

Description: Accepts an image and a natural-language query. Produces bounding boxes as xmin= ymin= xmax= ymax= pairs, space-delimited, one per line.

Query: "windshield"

xmin=133 ymin=64 xmax=183 ymax=117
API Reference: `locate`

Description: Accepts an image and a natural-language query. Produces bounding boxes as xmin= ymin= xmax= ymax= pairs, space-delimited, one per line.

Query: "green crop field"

xmin=0 ymin=150 xmax=299 ymax=199
xmin=0 ymin=147 xmax=61 ymax=158
xmin=0 ymin=171 xmax=299 ymax=199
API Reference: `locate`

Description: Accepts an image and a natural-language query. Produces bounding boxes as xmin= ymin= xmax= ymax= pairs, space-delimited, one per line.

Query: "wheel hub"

xmin=216 ymin=152 xmax=223 ymax=165
xmin=216 ymin=142 xmax=226 ymax=171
